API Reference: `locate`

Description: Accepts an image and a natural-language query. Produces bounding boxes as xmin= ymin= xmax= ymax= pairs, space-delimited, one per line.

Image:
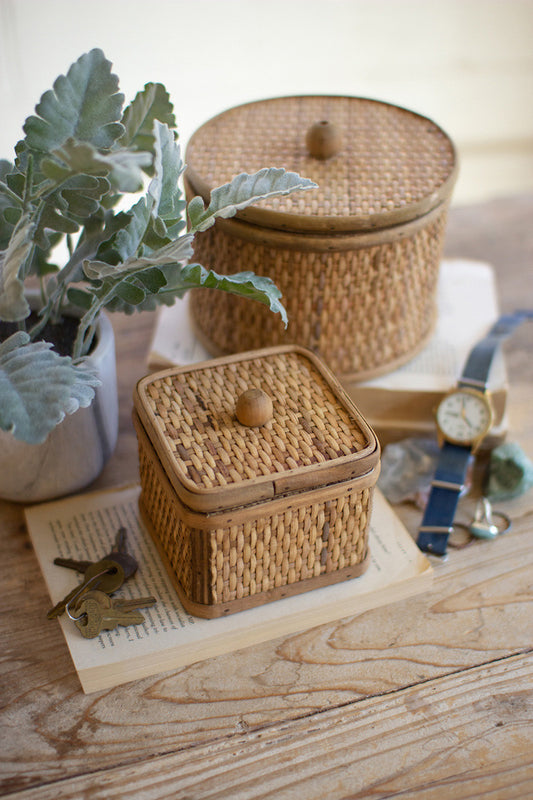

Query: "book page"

xmin=25 ymin=485 xmax=432 ymax=693
xmin=147 ymin=297 xmax=211 ymax=370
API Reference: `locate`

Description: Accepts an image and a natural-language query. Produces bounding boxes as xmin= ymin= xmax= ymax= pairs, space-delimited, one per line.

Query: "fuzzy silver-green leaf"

xmin=23 ymin=48 xmax=124 ymax=154
xmin=0 ymin=331 xmax=100 ymax=444
xmin=147 ymin=121 xmax=186 ymax=229
xmin=42 ymin=138 xmax=151 ymax=193
xmin=84 ymin=233 xmax=194 ymax=280
xmin=119 ymin=83 xmax=176 ymax=152
xmin=187 ymin=168 xmax=317 ymax=233
xmin=0 ymin=216 xmax=33 ymax=322
xmin=178 ymin=263 xmax=288 ymax=326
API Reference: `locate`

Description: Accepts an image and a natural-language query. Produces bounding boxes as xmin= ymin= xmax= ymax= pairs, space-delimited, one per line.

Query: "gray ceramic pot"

xmin=0 ymin=310 xmax=118 ymax=503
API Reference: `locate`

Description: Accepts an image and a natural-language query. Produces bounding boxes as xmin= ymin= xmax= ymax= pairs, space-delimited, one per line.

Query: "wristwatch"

xmin=417 ymin=310 xmax=532 ymax=556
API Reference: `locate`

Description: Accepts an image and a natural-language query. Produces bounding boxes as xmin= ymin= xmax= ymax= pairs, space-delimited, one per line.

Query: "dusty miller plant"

xmin=0 ymin=49 xmax=315 ymax=445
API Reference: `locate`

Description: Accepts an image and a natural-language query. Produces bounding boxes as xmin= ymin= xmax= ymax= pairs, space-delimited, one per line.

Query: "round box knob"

xmin=235 ymin=388 xmax=273 ymax=427
xmin=305 ymin=120 xmax=342 ymax=160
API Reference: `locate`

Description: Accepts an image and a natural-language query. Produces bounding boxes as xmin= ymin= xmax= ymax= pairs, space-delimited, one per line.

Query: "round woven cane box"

xmin=133 ymin=345 xmax=380 ymax=617
xmin=185 ymin=95 xmax=458 ymax=381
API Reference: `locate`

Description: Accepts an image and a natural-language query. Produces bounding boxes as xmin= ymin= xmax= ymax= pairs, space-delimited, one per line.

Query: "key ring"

xmin=449 ymin=497 xmax=512 ymax=549
xmin=65 ymin=569 xmax=113 ymax=621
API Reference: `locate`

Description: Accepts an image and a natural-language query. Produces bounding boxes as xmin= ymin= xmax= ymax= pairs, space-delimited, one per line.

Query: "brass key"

xmin=72 ymin=590 xmax=157 ymax=638
xmin=72 ymin=589 xmax=157 ymax=614
xmin=48 ymin=528 xmax=138 ymax=620
xmin=53 ymin=527 xmax=138 ymax=580
xmin=46 ymin=558 xmax=125 ymax=620
xmin=105 ymin=527 xmax=138 ymax=582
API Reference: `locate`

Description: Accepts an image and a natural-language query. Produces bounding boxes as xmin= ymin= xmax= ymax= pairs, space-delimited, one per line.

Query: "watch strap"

xmin=417 ymin=309 xmax=532 ymax=556
xmin=416 ymin=442 xmax=472 ymax=556
xmin=460 ymin=310 xmax=533 ymax=389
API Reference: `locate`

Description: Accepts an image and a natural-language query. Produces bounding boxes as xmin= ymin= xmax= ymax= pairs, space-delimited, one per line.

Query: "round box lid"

xmin=185 ymin=95 xmax=458 ymax=234
xmin=134 ymin=346 xmax=380 ymax=514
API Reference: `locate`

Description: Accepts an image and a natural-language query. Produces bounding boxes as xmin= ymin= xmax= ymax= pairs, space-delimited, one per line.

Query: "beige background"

xmin=1 ymin=0 xmax=532 ymax=206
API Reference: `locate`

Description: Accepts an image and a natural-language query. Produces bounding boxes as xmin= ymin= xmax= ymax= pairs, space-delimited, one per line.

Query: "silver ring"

xmin=449 ymin=509 xmax=512 ymax=549
xmin=487 ymin=510 xmax=512 ymax=535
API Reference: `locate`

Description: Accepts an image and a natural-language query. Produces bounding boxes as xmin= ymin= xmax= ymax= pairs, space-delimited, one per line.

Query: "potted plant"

xmin=0 ymin=48 xmax=315 ymax=502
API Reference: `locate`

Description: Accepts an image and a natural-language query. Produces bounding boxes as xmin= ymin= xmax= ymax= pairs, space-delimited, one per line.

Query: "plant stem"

xmin=22 ymin=155 xmax=34 ymax=213
xmin=72 ymin=294 xmax=110 ymax=359
xmin=0 ymin=181 xmax=23 ymax=207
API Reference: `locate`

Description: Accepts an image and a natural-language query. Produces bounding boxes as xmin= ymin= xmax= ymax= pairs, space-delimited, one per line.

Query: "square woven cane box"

xmin=133 ymin=345 xmax=380 ymax=618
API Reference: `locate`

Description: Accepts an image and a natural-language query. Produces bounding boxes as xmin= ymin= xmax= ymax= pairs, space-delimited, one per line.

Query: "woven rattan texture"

xmin=189 ymin=209 xmax=448 ymax=377
xmin=185 ymin=96 xmax=456 ymax=223
xmin=138 ymin=424 xmax=371 ymax=606
xmin=138 ymin=439 xmax=196 ymax=601
xmin=142 ymin=351 xmax=369 ymax=492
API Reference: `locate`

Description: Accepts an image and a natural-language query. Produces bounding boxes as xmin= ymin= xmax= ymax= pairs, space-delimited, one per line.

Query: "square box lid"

xmin=134 ymin=346 xmax=380 ymax=513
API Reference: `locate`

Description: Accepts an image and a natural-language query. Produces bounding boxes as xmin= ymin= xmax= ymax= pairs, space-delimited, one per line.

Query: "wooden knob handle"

xmin=305 ymin=120 xmax=342 ymax=160
xmin=235 ymin=388 xmax=273 ymax=427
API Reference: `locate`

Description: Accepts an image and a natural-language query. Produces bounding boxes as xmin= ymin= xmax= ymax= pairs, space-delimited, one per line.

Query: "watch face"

xmin=436 ymin=389 xmax=493 ymax=446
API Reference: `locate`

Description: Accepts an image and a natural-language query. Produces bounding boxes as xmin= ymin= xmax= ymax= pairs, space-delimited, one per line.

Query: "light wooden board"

xmin=6 ymin=654 xmax=532 ymax=799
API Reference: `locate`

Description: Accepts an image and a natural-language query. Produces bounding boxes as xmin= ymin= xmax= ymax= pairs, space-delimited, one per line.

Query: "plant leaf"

xmin=59 ymin=174 xmax=111 ymax=219
xmin=33 ymin=203 xmax=79 ymax=250
xmin=42 ymin=138 xmax=152 ymax=193
xmin=119 ymin=83 xmax=176 ymax=153
xmin=135 ymin=266 xmax=167 ymax=293
xmin=23 ymin=49 xmax=124 ymax=156
xmin=0 ymin=160 xmax=21 ymax=249
xmin=147 ymin=121 xmax=186 ymax=235
xmin=0 ymin=215 xmax=33 ymax=322
xmin=114 ymin=280 xmax=146 ymax=305
xmin=0 ymin=331 xmax=100 ymax=444
xmin=104 ymin=197 xmax=152 ymax=264
xmin=178 ymin=263 xmax=288 ymax=326
xmin=66 ymin=287 xmax=93 ymax=310
xmin=83 ymin=233 xmax=194 ymax=281
xmin=187 ymin=168 xmax=317 ymax=233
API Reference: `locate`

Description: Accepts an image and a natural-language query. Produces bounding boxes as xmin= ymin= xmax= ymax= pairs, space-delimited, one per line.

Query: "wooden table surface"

xmin=2 ymin=194 xmax=533 ymax=799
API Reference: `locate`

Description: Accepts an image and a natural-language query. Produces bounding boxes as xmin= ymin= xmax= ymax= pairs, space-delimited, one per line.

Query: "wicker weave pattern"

xmin=143 ymin=351 xmax=369 ymax=492
xmin=208 ymin=489 xmax=370 ymax=603
xmin=186 ymin=96 xmax=455 ymax=226
xmin=137 ymin=419 xmax=371 ymax=606
xmin=189 ymin=208 xmax=448 ymax=378
xmin=138 ymin=436 xmax=196 ymax=600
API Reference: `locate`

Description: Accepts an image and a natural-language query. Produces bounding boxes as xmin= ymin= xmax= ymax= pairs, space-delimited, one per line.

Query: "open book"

xmin=147 ymin=259 xmax=507 ymax=445
xmin=25 ymin=485 xmax=432 ymax=694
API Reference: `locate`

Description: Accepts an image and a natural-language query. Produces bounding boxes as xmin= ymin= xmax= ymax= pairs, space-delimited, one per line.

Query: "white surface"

xmin=1 ymin=0 xmax=532 ymax=205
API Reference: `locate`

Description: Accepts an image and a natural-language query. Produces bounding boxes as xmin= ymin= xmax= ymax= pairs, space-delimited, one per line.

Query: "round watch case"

xmin=435 ymin=387 xmax=494 ymax=449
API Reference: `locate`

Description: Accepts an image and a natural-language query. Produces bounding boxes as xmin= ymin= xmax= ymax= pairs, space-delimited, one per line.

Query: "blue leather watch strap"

xmin=417 ymin=442 xmax=472 ymax=555
xmin=461 ymin=310 xmax=533 ymax=388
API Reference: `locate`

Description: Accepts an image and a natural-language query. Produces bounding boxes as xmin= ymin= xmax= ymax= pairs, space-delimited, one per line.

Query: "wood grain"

xmin=1 ymin=195 xmax=532 ymax=798
xmin=2 ymin=472 xmax=532 ymax=793
xmin=5 ymin=655 xmax=533 ymax=799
